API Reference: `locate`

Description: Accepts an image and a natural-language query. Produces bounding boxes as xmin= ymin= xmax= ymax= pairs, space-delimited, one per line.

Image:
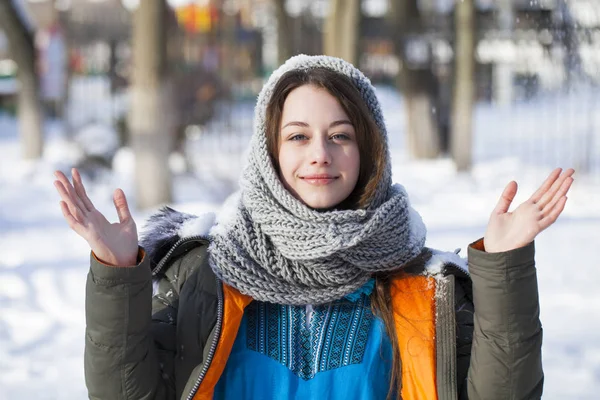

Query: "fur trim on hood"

xmin=138 ymin=191 xmax=240 ymax=269
xmin=139 ymin=207 xmax=215 ymax=269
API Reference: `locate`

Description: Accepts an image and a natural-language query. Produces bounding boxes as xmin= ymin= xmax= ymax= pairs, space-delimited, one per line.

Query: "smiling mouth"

xmin=300 ymin=175 xmax=339 ymax=185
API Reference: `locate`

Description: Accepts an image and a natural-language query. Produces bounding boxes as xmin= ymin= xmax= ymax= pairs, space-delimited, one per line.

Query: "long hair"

xmin=265 ymin=67 xmax=429 ymax=400
xmin=265 ymin=67 xmax=385 ymax=210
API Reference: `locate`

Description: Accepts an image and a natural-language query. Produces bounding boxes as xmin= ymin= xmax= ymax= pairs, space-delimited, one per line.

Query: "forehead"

xmin=280 ymin=85 xmax=348 ymax=123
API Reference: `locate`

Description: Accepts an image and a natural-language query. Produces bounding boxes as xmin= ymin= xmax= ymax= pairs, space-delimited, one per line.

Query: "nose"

xmin=310 ymin=135 xmax=332 ymax=165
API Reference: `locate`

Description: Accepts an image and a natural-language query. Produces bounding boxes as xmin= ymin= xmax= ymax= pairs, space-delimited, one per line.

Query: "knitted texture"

xmin=208 ymin=55 xmax=426 ymax=305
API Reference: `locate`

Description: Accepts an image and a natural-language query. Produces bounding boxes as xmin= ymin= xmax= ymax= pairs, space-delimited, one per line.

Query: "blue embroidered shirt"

xmin=213 ymin=279 xmax=394 ymax=399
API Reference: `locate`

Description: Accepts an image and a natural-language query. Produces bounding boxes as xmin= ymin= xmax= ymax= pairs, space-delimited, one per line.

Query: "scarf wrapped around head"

xmin=208 ymin=55 xmax=426 ymax=305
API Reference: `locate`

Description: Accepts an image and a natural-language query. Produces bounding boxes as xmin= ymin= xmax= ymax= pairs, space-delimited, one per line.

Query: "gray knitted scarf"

xmin=208 ymin=55 xmax=426 ymax=305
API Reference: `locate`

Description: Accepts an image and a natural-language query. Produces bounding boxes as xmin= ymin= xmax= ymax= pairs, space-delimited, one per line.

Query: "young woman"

xmin=54 ymin=55 xmax=574 ymax=400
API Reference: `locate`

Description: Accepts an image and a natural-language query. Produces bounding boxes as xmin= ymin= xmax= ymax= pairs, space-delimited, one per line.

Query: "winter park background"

xmin=1 ymin=78 xmax=600 ymax=399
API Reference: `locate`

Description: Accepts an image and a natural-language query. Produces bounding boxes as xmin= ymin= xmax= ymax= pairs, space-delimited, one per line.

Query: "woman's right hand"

xmin=54 ymin=168 xmax=139 ymax=267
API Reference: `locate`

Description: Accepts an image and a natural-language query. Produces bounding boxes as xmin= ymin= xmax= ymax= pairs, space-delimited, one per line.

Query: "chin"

xmin=302 ymin=195 xmax=346 ymax=210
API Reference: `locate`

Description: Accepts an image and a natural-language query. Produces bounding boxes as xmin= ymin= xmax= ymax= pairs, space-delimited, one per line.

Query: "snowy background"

xmin=1 ymin=81 xmax=599 ymax=399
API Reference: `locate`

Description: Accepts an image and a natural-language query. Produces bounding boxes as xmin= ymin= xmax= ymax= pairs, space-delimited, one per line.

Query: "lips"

xmin=300 ymin=174 xmax=339 ymax=185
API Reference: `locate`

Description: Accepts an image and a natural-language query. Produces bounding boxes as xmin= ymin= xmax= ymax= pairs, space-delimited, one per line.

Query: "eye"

xmin=289 ymin=133 xmax=308 ymax=141
xmin=331 ymin=133 xmax=351 ymax=141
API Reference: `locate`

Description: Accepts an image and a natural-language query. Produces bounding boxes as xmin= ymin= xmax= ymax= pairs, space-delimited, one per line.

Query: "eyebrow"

xmin=281 ymin=120 xmax=353 ymax=129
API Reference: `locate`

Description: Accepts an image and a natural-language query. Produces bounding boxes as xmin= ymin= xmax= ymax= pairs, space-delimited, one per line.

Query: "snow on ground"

xmin=1 ymin=85 xmax=599 ymax=399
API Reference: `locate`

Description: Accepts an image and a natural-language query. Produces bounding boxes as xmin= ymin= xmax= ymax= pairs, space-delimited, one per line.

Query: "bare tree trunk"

xmin=451 ymin=0 xmax=475 ymax=171
xmin=46 ymin=1 xmax=68 ymax=120
xmin=0 ymin=0 xmax=44 ymax=159
xmin=219 ymin=3 xmax=237 ymax=85
xmin=389 ymin=0 xmax=440 ymax=159
xmin=130 ymin=0 xmax=173 ymax=209
xmin=494 ymin=0 xmax=514 ymax=106
xmin=403 ymin=72 xmax=440 ymax=158
xmin=274 ymin=0 xmax=293 ymax=65
xmin=52 ymin=4 xmax=74 ymax=138
xmin=323 ymin=0 xmax=361 ymax=66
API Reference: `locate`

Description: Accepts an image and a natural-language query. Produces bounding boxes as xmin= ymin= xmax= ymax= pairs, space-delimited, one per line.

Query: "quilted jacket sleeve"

xmin=84 ymin=248 xmax=178 ymax=400
xmin=466 ymin=240 xmax=543 ymax=400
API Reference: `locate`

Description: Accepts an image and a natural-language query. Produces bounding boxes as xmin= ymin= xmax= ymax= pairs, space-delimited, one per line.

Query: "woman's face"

xmin=278 ymin=85 xmax=360 ymax=209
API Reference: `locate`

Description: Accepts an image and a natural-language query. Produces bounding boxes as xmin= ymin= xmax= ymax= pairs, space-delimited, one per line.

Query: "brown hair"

xmin=265 ymin=67 xmax=385 ymax=209
xmin=264 ymin=67 xmax=429 ymax=400
xmin=370 ymin=251 xmax=431 ymax=400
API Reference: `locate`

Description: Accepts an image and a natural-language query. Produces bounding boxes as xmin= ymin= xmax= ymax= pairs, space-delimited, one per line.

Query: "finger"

xmin=541 ymin=176 xmax=574 ymax=216
xmin=530 ymin=168 xmax=562 ymax=203
xmin=71 ymin=168 xmax=95 ymax=212
xmin=54 ymin=180 xmax=85 ymax=222
xmin=54 ymin=170 xmax=87 ymax=213
xmin=59 ymin=201 xmax=86 ymax=236
xmin=113 ymin=189 xmax=133 ymax=224
xmin=536 ymin=168 xmax=575 ymax=209
xmin=493 ymin=181 xmax=518 ymax=215
xmin=540 ymin=196 xmax=568 ymax=229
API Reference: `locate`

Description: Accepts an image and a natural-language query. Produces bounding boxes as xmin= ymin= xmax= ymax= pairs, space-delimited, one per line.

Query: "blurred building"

xmin=3 ymin=0 xmax=599 ymax=114
xmin=359 ymin=0 xmax=600 ymax=102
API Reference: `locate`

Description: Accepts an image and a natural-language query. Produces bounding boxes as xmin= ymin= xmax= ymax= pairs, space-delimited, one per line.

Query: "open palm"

xmin=484 ymin=168 xmax=575 ymax=253
xmin=54 ymin=168 xmax=139 ymax=267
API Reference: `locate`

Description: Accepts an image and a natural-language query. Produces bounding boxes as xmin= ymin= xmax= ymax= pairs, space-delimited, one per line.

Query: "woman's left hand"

xmin=483 ymin=168 xmax=575 ymax=253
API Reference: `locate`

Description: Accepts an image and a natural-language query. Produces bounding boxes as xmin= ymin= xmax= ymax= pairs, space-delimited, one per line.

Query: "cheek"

xmin=277 ymin=146 xmax=296 ymax=180
xmin=347 ymin=147 xmax=361 ymax=179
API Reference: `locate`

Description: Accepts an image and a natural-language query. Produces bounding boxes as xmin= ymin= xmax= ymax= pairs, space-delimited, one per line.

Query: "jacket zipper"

xmin=444 ymin=262 xmax=470 ymax=278
xmin=185 ymin=276 xmax=224 ymax=400
xmin=151 ymin=235 xmax=209 ymax=277
xmin=150 ymin=235 xmax=221 ymax=399
xmin=435 ymin=275 xmax=458 ymax=400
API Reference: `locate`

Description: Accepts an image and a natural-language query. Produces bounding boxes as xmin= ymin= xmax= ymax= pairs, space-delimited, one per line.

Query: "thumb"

xmin=113 ymin=188 xmax=132 ymax=224
xmin=493 ymin=181 xmax=518 ymax=215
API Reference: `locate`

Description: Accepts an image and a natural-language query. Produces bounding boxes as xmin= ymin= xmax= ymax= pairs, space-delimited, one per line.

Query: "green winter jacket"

xmin=84 ymin=212 xmax=543 ymax=400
